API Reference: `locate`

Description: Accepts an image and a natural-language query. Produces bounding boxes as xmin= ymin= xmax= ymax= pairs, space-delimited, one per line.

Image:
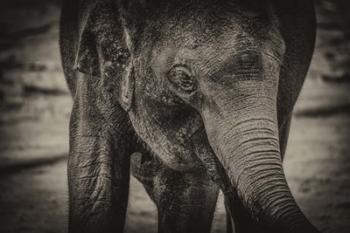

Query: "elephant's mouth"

xmin=188 ymin=125 xmax=205 ymax=141
xmin=189 ymin=126 xmax=229 ymax=184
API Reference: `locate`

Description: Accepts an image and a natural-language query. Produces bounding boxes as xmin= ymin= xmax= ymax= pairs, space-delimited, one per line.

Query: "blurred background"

xmin=0 ymin=0 xmax=350 ymax=232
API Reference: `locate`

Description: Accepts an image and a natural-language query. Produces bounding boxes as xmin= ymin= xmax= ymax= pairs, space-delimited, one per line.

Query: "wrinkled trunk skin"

xmin=201 ymin=57 xmax=320 ymax=233
xmin=214 ymin=120 xmax=319 ymax=232
xmin=205 ymin=109 xmax=319 ymax=233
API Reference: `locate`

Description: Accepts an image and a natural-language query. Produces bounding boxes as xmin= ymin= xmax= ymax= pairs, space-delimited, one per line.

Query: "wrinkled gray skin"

xmin=60 ymin=0 xmax=319 ymax=233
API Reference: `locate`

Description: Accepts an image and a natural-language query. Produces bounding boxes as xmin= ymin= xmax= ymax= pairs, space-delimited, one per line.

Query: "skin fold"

xmin=60 ymin=0 xmax=319 ymax=232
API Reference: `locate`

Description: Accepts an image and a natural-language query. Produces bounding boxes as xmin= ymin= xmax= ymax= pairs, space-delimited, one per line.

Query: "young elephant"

xmin=60 ymin=0 xmax=320 ymax=233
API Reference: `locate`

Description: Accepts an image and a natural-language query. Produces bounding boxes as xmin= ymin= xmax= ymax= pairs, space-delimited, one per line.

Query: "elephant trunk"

xmin=202 ymin=98 xmax=320 ymax=233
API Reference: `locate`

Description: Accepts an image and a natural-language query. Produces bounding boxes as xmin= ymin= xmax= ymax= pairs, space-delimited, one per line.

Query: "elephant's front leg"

xmin=137 ymin=161 xmax=219 ymax=233
xmin=67 ymin=85 xmax=133 ymax=233
xmin=68 ymin=133 xmax=130 ymax=233
xmin=156 ymin=171 xmax=219 ymax=233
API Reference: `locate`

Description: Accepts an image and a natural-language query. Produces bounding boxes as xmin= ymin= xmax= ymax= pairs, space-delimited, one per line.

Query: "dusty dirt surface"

xmin=0 ymin=1 xmax=350 ymax=233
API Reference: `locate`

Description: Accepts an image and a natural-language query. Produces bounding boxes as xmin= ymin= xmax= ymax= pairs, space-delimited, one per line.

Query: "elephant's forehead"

xmin=151 ymin=36 xmax=272 ymax=77
xmin=150 ymin=16 xmax=279 ymax=65
xmin=145 ymin=1 xmax=273 ymax=44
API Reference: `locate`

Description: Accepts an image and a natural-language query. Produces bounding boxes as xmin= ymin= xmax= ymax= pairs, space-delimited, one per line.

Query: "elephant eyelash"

xmin=167 ymin=65 xmax=198 ymax=94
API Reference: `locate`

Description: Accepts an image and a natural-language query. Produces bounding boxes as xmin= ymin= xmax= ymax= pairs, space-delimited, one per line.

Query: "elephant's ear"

xmin=74 ymin=0 xmax=135 ymax=111
xmin=74 ymin=0 xmax=129 ymax=75
xmin=117 ymin=0 xmax=148 ymax=53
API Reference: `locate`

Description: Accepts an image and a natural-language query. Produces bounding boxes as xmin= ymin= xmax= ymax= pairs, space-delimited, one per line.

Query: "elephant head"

xmin=73 ymin=0 xmax=319 ymax=232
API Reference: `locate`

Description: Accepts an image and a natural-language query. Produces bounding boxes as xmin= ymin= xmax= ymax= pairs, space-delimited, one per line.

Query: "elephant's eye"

xmin=167 ymin=66 xmax=197 ymax=94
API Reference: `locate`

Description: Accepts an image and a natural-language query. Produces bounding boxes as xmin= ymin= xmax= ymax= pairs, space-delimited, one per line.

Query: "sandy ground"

xmin=0 ymin=1 xmax=350 ymax=233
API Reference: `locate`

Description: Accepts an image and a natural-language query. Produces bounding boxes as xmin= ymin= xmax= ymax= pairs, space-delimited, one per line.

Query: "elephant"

xmin=60 ymin=0 xmax=320 ymax=233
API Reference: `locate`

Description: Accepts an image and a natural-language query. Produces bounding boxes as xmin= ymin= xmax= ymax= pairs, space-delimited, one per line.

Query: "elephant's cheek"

xmin=128 ymin=112 xmax=203 ymax=172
